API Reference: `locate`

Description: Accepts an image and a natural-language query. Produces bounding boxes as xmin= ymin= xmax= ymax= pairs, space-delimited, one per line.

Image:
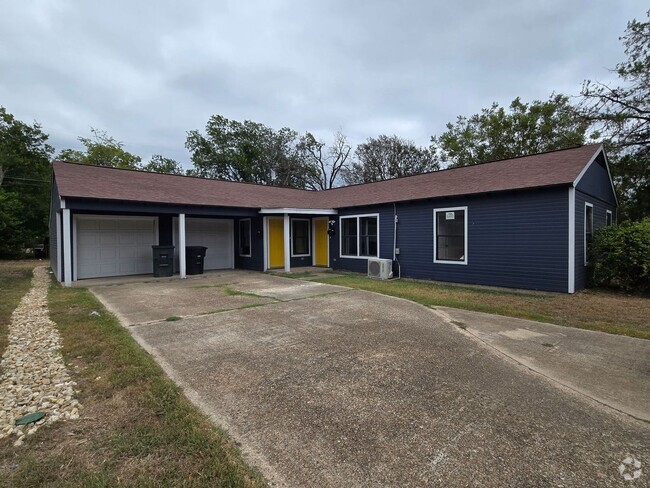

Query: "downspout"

xmin=393 ymin=203 xmax=401 ymax=279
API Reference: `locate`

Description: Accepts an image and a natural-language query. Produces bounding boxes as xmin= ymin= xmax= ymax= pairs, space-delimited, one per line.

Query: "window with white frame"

xmin=291 ymin=219 xmax=310 ymax=256
xmin=340 ymin=215 xmax=378 ymax=258
xmin=434 ymin=207 xmax=467 ymax=264
xmin=584 ymin=203 xmax=593 ymax=265
xmin=606 ymin=210 xmax=613 ymax=226
xmin=239 ymin=219 xmax=251 ymax=256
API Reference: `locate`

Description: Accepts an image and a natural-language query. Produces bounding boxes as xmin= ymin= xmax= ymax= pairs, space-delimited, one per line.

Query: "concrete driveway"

xmin=89 ymin=271 xmax=650 ymax=487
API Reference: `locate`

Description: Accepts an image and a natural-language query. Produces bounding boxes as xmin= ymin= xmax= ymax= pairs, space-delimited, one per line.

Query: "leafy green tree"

xmin=0 ymin=106 xmax=53 ymax=257
xmin=431 ymin=94 xmax=588 ymax=167
xmin=581 ymin=11 xmax=649 ymax=221
xmin=343 ymin=134 xmax=438 ymax=184
xmin=295 ymin=131 xmax=353 ymax=190
xmin=58 ymin=128 xmax=142 ymax=169
xmin=144 ymin=154 xmax=185 ymax=175
xmin=186 ymin=115 xmax=309 ymax=188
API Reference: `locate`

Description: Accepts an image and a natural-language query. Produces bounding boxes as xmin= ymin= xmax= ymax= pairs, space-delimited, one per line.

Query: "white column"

xmin=62 ymin=208 xmax=72 ymax=286
xmin=179 ymin=213 xmax=186 ymax=279
xmin=283 ymin=213 xmax=291 ymax=273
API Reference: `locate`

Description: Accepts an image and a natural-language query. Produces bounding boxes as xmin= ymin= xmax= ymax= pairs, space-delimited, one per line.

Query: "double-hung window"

xmin=239 ymin=219 xmax=251 ymax=257
xmin=340 ymin=215 xmax=378 ymax=258
xmin=434 ymin=207 xmax=468 ymax=264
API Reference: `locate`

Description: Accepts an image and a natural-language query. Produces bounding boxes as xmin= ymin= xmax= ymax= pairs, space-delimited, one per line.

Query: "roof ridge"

xmin=52 ymin=160 xmax=317 ymax=193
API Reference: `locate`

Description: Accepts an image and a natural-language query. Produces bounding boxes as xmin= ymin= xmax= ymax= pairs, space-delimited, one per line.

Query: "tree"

xmin=186 ymin=115 xmax=309 ymax=188
xmin=431 ymin=94 xmax=588 ymax=167
xmin=144 ymin=154 xmax=185 ymax=175
xmin=580 ymin=11 xmax=649 ymax=221
xmin=58 ymin=128 xmax=142 ymax=169
xmin=0 ymin=106 xmax=53 ymax=257
xmin=343 ymin=134 xmax=438 ymax=184
xmin=295 ymin=131 xmax=353 ymax=190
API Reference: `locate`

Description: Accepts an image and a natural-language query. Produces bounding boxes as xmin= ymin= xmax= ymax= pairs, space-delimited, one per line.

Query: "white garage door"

xmin=75 ymin=216 xmax=158 ymax=279
xmin=174 ymin=218 xmax=234 ymax=270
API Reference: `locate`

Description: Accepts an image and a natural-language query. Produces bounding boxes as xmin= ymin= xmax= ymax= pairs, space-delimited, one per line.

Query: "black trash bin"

xmin=152 ymin=245 xmax=175 ymax=277
xmin=186 ymin=246 xmax=208 ymax=275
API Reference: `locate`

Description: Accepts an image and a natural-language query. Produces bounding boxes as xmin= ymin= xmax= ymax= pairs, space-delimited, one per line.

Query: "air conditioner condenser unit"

xmin=368 ymin=258 xmax=393 ymax=280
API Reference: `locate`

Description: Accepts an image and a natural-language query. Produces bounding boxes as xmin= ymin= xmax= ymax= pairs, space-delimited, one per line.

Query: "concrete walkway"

xmin=88 ymin=272 xmax=650 ymax=487
xmin=434 ymin=306 xmax=650 ymax=422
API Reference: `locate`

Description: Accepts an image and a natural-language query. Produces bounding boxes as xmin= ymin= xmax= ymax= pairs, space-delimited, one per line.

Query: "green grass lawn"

xmin=314 ymin=273 xmax=650 ymax=340
xmin=0 ymin=261 xmax=35 ymax=362
xmin=0 ymin=262 xmax=264 ymax=487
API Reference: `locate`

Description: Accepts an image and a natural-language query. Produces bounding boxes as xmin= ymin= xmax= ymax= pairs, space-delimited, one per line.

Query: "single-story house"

xmin=49 ymin=143 xmax=617 ymax=293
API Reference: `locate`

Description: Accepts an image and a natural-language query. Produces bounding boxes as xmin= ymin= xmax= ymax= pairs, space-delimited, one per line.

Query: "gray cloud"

xmin=1 ymin=0 xmax=645 ymax=169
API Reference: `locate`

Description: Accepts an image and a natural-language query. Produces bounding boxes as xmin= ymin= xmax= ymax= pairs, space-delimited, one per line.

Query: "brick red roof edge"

xmin=53 ymin=144 xmax=602 ymax=209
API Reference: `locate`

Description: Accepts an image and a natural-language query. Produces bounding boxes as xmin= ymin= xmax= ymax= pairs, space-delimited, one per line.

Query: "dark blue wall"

xmin=576 ymin=153 xmax=617 ymax=207
xmin=235 ymin=217 xmax=264 ymax=271
xmin=332 ymin=188 xmax=571 ymax=292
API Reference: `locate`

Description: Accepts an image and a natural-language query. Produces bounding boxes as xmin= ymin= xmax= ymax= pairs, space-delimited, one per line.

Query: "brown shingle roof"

xmin=53 ymin=144 xmax=602 ymax=209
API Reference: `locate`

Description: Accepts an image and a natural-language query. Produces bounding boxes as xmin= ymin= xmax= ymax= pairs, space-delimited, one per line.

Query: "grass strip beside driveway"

xmin=314 ymin=273 xmax=650 ymax=340
xmin=0 ymin=262 xmax=34 ymax=361
xmin=0 ymin=276 xmax=264 ymax=487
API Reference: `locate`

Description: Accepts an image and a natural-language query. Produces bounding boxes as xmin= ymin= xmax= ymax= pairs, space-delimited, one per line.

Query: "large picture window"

xmin=291 ymin=219 xmax=310 ymax=256
xmin=340 ymin=215 xmax=378 ymax=258
xmin=239 ymin=219 xmax=251 ymax=257
xmin=434 ymin=207 xmax=467 ymax=264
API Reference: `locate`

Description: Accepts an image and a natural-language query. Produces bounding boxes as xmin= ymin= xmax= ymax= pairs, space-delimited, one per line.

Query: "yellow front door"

xmin=268 ymin=218 xmax=284 ymax=268
xmin=314 ymin=219 xmax=329 ymax=267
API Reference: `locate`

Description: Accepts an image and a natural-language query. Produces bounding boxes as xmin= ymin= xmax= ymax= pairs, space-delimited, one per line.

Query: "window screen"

xmin=435 ymin=209 xmax=466 ymax=262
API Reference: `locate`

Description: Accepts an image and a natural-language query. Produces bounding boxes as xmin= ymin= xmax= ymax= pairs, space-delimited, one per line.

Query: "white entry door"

xmin=75 ymin=216 xmax=158 ymax=279
xmin=173 ymin=218 xmax=234 ymax=270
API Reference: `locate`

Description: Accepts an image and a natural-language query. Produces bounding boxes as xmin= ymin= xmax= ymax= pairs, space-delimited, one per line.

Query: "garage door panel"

xmin=173 ymin=218 xmax=233 ymax=271
xmin=76 ymin=216 xmax=157 ymax=279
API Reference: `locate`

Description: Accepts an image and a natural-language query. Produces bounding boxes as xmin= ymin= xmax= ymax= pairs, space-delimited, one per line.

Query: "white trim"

xmin=584 ymin=202 xmax=593 ymax=267
xmin=572 ymin=145 xmax=619 ymax=206
xmin=433 ymin=206 xmax=468 ymax=265
xmin=606 ymin=209 xmax=613 ymax=226
xmin=263 ymin=216 xmax=269 ymax=271
xmin=312 ymin=217 xmax=330 ymax=267
xmin=62 ymin=208 xmax=71 ymax=286
xmin=179 ymin=213 xmax=186 ymax=278
xmin=283 ymin=213 xmax=290 ymax=272
xmin=259 ymin=208 xmax=337 ymax=215
xmin=339 ymin=213 xmax=380 ymax=259
xmin=238 ymin=218 xmax=252 ymax=257
xmin=568 ymin=188 xmax=575 ymax=293
xmin=60 ymin=198 xmax=66 ymax=209
xmin=290 ymin=218 xmax=311 ymax=257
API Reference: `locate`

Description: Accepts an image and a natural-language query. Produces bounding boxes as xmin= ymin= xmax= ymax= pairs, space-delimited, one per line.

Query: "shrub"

xmin=589 ymin=218 xmax=650 ymax=293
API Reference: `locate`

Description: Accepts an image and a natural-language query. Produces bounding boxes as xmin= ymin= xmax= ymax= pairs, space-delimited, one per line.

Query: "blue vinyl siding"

xmin=332 ymin=188 xmax=570 ymax=292
xmin=236 ymin=217 xmax=264 ymax=271
xmin=575 ymin=153 xmax=617 ymax=206
xmin=49 ymin=179 xmax=61 ymax=280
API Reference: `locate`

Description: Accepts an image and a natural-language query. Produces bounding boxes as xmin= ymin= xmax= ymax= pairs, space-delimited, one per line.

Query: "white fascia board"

xmin=259 ymin=208 xmax=338 ymax=215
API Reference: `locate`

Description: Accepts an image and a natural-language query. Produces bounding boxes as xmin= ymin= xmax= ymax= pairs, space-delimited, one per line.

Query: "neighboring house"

xmin=49 ymin=144 xmax=617 ymax=293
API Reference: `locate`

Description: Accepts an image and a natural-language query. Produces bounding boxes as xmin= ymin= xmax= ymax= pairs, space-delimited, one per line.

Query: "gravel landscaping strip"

xmin=0 ymin=266 xmax=80 ymax=446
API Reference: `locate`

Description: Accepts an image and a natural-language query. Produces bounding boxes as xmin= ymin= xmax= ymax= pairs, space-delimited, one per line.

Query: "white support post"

xmin=62 ymin=208 xmax=72 ymax=286
xmin=283 ymin=213 xmax=291 ymax=273
xmin=179 ymin=213 xmax=186 ymax=279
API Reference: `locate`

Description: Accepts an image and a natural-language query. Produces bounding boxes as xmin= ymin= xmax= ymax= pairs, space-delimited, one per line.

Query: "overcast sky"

xmin=1 ymin=1 xmax=646 ymax=169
